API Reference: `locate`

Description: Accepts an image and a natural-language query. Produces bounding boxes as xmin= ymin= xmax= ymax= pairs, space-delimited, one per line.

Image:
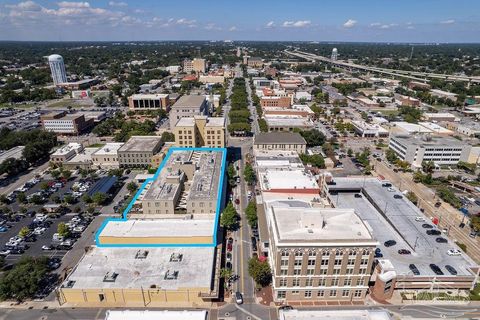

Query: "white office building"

xmin=48 ymin=54 xmax=67 ymax=86
xmin=389 ymin=135 xmax=471 ymax=168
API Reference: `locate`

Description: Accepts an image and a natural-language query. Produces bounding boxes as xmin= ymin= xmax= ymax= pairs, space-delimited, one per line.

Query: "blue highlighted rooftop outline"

xmin=94 ymin=147 xmax=227 ymax=248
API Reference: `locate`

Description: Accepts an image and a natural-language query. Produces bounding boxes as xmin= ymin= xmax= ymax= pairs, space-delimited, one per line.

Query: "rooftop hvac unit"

xmin=103 ymin=272 xmax=119 ymax=283
xmin=164 ymin=270 xmax=179 ymax=280
xmin=170 ymin=253 xmax=183 ymax=262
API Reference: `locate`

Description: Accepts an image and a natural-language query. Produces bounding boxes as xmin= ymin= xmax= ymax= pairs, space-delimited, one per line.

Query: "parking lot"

xmin=327 ymin=178 xmax=477 ymax=278
xmin=0 ymin=169 xmax=125 ymax=268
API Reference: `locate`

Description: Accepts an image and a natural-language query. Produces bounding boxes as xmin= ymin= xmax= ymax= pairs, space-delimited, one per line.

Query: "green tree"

xmin=220 ymin=268 xmax=233 ymax=281
xmin=227 ymin=163 xmax=236 ymax=180
xmin=258 ymin=119 xmax=268 ymax=133
xmin=57 ymin=222 xmax=70 ymax=238
xmin=17 ymin=192 xmax=27 ymax=204
xmin=248 ymin=257 xmax=272 ymax=287
xmin=18 ymin=226 xmax=30 ymax=238
xmin=347 ymin=148 xmax=353 ymax=157
xmin=299 ymin=129 xmax=326 ymax=147
xmin=160 ymin=131 xmax=175 ymax=143
xmin=406 ymin=191 xmax=418 ymax=205
xmin=220 ymin=202 xmax=239 ymax=231
xmin=63 ymin=194 xmax=75 ymax=205
xmin=51 ymin=170 xmax=61 ymax=179
xmin=0 ymin=256 xmax=49 ymax=301
xmin=386 ymin=149 xmax=399 ymax=163
xmin=92 ymin=192 xmax=108 ymax=205
xmin=127 ymin=182 xmax=138 ymax=193
xmin=245 ymin=201 xmax=258 ymax=228
xmin=40 ymin=182 xmax=49 ymax=190
xmin=244 ymin=163 xmax=255 ymax=185
xmin=62 ymin=170 xmax=72 ymax=180
xmin=82 ymin=194 xmax=92 ymax=204
xmin=29 ymin=194 xmax=43 ymax=205
xmin=422 ymin=161 xmax=435 ymax=174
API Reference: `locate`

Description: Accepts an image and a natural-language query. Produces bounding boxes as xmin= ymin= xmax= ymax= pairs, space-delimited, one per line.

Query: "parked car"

xmin=426 ymin=230 xmax=441 ymax=236
xmin=235 ymin=291 xmax=243 ymax=305
xmin=447 ymin=249 xmax=461 ymax=256
xmin=354 ymin=194 xmax=362 ymax=198
xmin=430 ymin=264 xmax=444 ymax=275
xmin=409 ymin=264 xmax=420 ymax=275
xmin=422 ymin=224 xmax=433 ymax=229
xmin=436 ymin=237 xmax=448 ymax=243
xmin=393 ymin=194 xmax=403 ymax=199
xmin=415 ymin=217 xmax=425 ymax=222
xmin=445 ymin=265 xmax=458 ymax=275
xmin=384 ymin=240 xmax=397 ymax=247
xmin=398 ymin=249 xmax=411 ymax=255
xmin=374 ymin=248 xmax=383 ymax=258
xmin=41 ymin=245 xmax=52 ymax=250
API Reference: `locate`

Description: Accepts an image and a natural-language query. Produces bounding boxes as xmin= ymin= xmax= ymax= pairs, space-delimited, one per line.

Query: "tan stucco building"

xmin=174 ymin=116 xmax=225 ymax=148
xmin=117 ymin=136 xmax=163 ymax=168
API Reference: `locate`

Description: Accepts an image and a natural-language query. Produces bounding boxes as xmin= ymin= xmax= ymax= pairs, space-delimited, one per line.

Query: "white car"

xmin=415 ymin=217 xmax=425 ymax=222
xmin=387 ymin=187 xmax=395 ymax=192
xmin=447 ymin=249 xmax=461 ymax=256
xmin=41 ymin=245 xmax=52 ymax=250
xmin=34 ymin=227 xmax=46 ymax=235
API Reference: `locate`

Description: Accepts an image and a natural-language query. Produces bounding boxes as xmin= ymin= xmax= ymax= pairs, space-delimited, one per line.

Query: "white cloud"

xmin=440 ymin=19 xmax=455 ymax=24
xmin=229 ymin=26 xmax=237 ymax=31
xmin=108 ymin=1 xmax=127 ymax=7
xmin=343 ymin=19 xmax=357 ymax=28
xmin=176 ymin=18 xmax=196 ymax=25
xmin=204 ymin=23 xmax=222 ymax=31
xmin=282 ymin=20 xmax=311 ymax=28
xmin=57 ymin=2 xmax=90 ymax=8
xmin=370 ymin=22 xmax=398 ymax=29
xmin=6 ymin=1 xmax=42 ymax=11
xmin=266 ymin=21 xmax=275 ymax=28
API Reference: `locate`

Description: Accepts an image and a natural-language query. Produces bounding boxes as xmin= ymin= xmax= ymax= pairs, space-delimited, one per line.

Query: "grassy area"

xmin=402 ymin=291 xmax=469 ymax=301
xmin=87 ymin=143 xmax=105 ymax=148
xmin=45 ymin=99 xmax=85 ymax=109
xmin=372 ymin=109 xmax=399 ymax=116
xmin=0 ymin=103 xmax=36 ymax=109
xmin=470 ymin=283 xmax=480 ymax=301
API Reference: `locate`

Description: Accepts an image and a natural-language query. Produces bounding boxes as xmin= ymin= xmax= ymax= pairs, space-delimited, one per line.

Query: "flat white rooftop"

xmin=99 ymin=218 xmax=215 ymax=239
xmin=392 ymin=122 xmax=432 ymax=133
xmin=269 ymin=201 xmax=374 ymax=244
xmin=51 ymin=143 xmax=81 ymax=156
xmin=279 ymin=310 xmax=392 ymax=320
xmin=92 ymin=143 xmax=124 ymax=156
xmin=63 ymin=246 xmax=215 ymax=290
xmin=105 ymin=310 xmax=207 ymax=320
xmin=262 ymin=169 xmax=319 ymax=191
xmin=417 ymin=122 xmax=453 ymax=134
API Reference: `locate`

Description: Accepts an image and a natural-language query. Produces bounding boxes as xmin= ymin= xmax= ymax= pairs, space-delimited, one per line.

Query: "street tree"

xmin=244 ymin=163 xmax=255 ymax=185
xmin=248 ymin=257 xmax=272 ymax=287
xmin=220 ymin=202 xmax=239 ymax=231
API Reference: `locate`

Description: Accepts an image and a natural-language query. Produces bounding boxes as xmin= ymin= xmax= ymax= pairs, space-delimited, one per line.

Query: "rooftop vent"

xmin=164 ymin=270 xmax=179 ymax=280
xmin=103 ymin=272 xmax=119 ymax=283
xmin=63 ymin=280 xmax=76 ymax=288
xmin=135 ymin=250 xmax=149 ymax=259
xmin=307 ymin=229 xmax=314 ymax=233
xmin=170 ymin=253 xmax=183 ymax=262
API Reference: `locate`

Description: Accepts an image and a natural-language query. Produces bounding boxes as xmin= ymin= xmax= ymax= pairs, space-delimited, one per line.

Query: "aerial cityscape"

xmin=1 ymin=1 xmax=480 ymax=320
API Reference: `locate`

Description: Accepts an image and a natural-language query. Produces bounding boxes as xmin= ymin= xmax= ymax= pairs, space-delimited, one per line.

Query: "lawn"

xmin=0 ymin=103 xmax=36 ymax=109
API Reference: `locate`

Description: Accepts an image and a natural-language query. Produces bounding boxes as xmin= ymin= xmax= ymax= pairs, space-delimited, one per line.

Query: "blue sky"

xmin=0 ymin=0 xmax=479 ymax=42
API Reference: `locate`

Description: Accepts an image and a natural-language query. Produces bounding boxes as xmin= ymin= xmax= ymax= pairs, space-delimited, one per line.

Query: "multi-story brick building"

xmin=41 ymin=111 xmax=94 ymax=135
xmin=266 ymin=203 xmax=377 ymax=302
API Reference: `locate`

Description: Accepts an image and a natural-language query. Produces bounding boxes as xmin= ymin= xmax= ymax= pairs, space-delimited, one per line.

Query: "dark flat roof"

xmin=87 ymin=176 xmax=117 ymax=196
xmin=254 ymin=132 xmax=306 ymax=145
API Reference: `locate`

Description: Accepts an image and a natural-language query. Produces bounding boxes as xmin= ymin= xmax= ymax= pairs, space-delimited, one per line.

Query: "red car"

xmin=227 ymin=243 xmax=233 ymax=251
xmin=234 ymin=198 xmax=240 ymax=205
